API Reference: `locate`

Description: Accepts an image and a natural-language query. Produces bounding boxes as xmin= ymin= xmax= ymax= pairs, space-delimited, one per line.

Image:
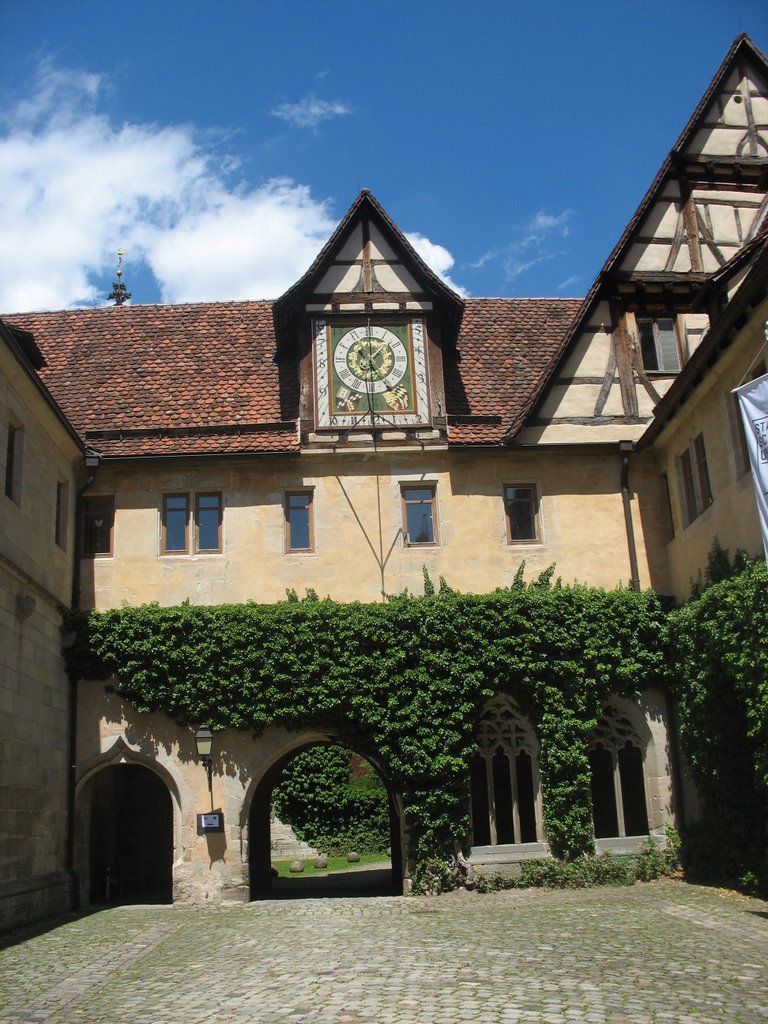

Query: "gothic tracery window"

xmin=589 ymin=704 xmax=649 ymax=839
xmin=470 ymin=695 xmax=541 ymax=846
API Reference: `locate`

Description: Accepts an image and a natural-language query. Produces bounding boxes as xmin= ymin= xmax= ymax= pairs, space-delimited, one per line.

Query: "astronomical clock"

xmin=313 ymin=319 xmax=430 ymax=429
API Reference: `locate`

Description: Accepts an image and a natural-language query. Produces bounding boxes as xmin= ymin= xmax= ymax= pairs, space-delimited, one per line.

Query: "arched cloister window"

xmin=589 ymin=704 xmax=650 ymax=839
xmin=470 ymin=695 xmax=542 ymax=846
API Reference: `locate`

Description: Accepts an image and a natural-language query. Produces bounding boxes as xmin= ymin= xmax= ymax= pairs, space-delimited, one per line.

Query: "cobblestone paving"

xmin=1 ymin=880 xmax=766 ymax=1024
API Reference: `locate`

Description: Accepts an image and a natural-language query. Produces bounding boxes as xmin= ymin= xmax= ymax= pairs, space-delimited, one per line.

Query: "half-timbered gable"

xmin=518 ymin=34 xmax=768 ymax=448
xmin=274 ymin=189 xmax=463 ymax=453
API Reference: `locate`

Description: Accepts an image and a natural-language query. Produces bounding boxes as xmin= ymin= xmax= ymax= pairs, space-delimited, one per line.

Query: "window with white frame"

xmin=637 ymin=317 xmax=681 ymax=373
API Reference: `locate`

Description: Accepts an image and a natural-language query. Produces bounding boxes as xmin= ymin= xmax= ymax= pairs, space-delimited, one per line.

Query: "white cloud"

xmin=529 ymin=210 xmax=574 ymax=234
xmin=557 ymin=275 xmax=581 ymax=293
xmin=405 ymin=232 xmax=468 ymax=297
xmin=145 ymin=180 xmax=337 ymax=302
xmin=270 ymin=94 xmax=352 ymax=129
xmin=463 ymin=208 xmax=576 ymax=288
xmin=0 ymin=62 xmax=462 ymax=312
xmin=0 ymin=64 xmax=339 ymax=311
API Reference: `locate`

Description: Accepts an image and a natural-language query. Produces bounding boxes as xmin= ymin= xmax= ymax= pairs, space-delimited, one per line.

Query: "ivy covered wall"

xmin=668 ymin=559 xmax=768 ymax=888
xmin=65 ymin=574 xmax=667 ymax=865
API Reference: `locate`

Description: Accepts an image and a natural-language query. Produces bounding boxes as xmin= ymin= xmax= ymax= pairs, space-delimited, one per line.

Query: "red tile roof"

xmin=4 ymin=302 xmax=300 ymax=455
xmin=447 ymin=298 xmax=583 ymax=445
xmin=4 ymin=297 xmax=580 ymax=455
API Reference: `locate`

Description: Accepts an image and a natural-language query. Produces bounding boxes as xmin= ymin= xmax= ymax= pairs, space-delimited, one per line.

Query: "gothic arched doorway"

xmin=88 ymin=764 xmax=173 ymax=904
xmin=247 ymin=741 xmax=404 ymax=899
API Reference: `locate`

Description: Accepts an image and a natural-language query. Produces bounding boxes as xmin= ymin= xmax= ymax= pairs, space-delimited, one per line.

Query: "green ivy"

xmin=65 ymin=576 xmax=667 ymax=870
xmin=272 ymin=745 xmax=390 ymax=856
xmin=667 ymin=558 xmax=768 ymax=890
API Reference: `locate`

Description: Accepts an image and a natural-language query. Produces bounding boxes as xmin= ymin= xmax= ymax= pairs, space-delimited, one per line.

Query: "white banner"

xmin=735 ymin=370 xmax=768 ymax=562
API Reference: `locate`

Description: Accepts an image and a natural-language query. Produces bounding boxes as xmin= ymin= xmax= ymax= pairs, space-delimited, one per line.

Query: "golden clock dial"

xmin=346 ymin=337 xmax=396 ymax=382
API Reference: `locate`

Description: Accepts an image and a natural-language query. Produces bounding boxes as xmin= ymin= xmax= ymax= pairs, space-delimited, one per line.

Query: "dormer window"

xmin=637 ymin=317 xmax=681 ymax=373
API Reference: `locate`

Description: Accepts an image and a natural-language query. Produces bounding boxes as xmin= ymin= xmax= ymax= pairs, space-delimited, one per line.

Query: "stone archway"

xmin=245 ymin=738 xmax=404 ymax=899
xmin=86 ymin=763 xmax=173 ymax=904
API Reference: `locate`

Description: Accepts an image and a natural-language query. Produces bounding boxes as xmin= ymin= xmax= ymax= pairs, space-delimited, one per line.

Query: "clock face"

xmin=314 ymin=319 xmax=430 ymax=429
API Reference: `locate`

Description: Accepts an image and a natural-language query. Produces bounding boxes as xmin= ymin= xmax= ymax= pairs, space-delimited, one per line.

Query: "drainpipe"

xmin=66 ymin=449 xmax=101 ymax=909
xmin=619 ymin=441 xmax=641 ymax=593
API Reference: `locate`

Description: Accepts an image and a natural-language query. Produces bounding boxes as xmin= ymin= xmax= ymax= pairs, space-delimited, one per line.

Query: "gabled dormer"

xmin=518 ymin=34 xmax=768 ymax=447
xmin=274 ymin=190 xmax=464 ymax=451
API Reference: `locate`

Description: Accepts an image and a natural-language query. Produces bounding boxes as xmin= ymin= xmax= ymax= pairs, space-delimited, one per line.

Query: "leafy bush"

xmin=668 ymin=559 xmax=768 ymax=891
xmin=272 ymin=745 xmax=390 ymax=855
xmin=410 ymin=856 xmax=462 ymax=895
xmin=474 ymin=838 xmax=679 ymax=894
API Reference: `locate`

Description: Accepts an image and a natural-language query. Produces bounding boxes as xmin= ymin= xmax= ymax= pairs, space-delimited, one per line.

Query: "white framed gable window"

xmin=637 ymin=317 xmax=681 ymax=373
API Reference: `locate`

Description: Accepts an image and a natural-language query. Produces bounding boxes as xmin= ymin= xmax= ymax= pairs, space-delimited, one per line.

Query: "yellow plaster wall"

xmin=651 ymin=298 xmax=768 ymax=601
xmin=79 ymin=448 xmax=664 ymax=610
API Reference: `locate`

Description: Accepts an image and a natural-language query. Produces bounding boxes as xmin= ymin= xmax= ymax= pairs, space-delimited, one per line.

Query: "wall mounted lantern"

xmin=194 ymin=724 xmax=214 ymax=792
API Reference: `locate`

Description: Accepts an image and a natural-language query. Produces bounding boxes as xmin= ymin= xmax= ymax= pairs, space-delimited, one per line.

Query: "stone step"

xmin=270 ymin=817 xmax=318 ymax=861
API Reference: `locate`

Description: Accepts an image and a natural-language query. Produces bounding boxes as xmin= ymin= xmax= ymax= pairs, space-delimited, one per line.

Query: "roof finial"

xmin=107 ymin=248 xmax=132 ymax=306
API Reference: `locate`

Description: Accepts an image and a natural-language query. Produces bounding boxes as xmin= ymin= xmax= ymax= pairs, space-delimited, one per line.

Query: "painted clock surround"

xmin=313 ymin=318 xmax=431 ymax=429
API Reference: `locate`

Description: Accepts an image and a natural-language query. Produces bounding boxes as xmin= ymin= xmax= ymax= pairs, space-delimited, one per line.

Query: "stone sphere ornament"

xmin=347 ymin=851 xmax=360 ymax=863
xmin=313 ymin=855 xmax=328 ymax=869
xmin=289 ymin=860 xmax=304 ymax=873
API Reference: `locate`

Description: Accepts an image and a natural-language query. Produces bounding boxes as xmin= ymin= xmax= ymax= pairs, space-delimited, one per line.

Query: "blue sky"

xmin=1 ymin=1 xmax=766 ymax=311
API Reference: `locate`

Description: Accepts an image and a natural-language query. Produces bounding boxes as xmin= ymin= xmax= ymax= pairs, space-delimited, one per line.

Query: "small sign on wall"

xmin=197 ymin=811 xmax=224 ymax=833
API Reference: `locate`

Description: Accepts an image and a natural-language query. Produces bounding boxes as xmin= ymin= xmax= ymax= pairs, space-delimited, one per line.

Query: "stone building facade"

xmin=1 ymin=33 xmax=767 ymax=923
xmin=0 ymin=320 xmax=86 ymax=924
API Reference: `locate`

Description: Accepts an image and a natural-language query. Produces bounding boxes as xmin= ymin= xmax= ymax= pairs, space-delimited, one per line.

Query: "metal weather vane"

xmin=107 ymin=248 xmax=132 ymax=305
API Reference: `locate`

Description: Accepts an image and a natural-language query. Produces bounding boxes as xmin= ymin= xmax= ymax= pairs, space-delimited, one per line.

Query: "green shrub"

xmin=668 ymin=560 xmax=768 ymax=889
xmin=410 ymin=856 xmax=462 ymax=895
xmin=272 ymin=745 xmax=390 ymax=855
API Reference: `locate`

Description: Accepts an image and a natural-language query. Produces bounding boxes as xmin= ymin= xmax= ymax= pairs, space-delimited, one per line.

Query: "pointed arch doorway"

xmin=247 ymin=740 xmax=404 ymax=899
xmin=87 ymin=763 xmax=173 ymax=904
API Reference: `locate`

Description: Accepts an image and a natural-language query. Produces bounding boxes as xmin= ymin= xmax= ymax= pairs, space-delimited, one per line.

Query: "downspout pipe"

xmin=66 ymin=449 xmax=101 ymax=909
xmin=620 ymin=441 xmax=641 ymax=593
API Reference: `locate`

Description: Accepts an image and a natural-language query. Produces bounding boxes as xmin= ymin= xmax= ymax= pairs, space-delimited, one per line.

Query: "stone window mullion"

xmin=612 ymin=749 xmax=626 ymax=838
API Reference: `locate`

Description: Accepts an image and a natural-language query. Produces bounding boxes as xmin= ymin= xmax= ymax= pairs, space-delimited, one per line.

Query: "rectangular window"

xmin=401 ymin=484 xmax=438 ymax=546
xmin=679 ymin=450 xmax=697 ymax=526
xmin=55 ymin=480 xmax=69 ymax=550
xmin=4 ymin=421 xmax=23 ymax=503
xmin=693 ymin=434 xmax=713 ymax=509
xmin=678 ymin=433 xmax=713 ymax=526
xmin=195 ymin=493 xmax=223 ymax=553
xmin=82 ymin=496 xmax=115 ymax=556
xmin=503 ymin=484 xmax=540 ymax=543
xmin=162 ymin=492 xmax=223 ymax=555
xmin=637 ymin=317 xmax=681 ymax=373
xmin=162 ymin=494 xmax=190 ymax=554
xmin=284 ymin=491 xmax=314 ymax=552
xmin=659 ymin=473 xmax=675 ymax=543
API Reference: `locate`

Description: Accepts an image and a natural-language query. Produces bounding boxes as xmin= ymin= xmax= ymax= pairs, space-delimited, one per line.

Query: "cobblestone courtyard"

xmin=1 ymin=880 xmax=766 ymax=1024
